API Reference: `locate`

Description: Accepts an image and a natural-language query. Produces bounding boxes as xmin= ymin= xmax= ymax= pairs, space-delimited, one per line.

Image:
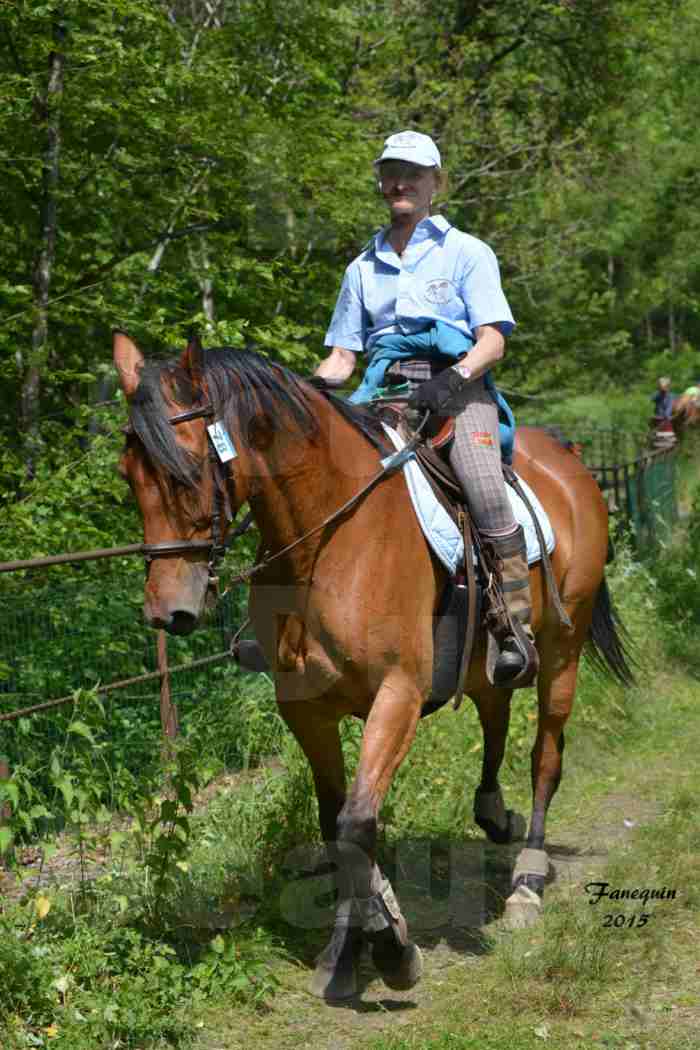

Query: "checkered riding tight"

xmin=447 ymin=377 xmax=517 ymax=538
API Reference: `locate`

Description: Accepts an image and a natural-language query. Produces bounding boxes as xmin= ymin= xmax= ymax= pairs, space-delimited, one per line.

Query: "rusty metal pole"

xmin=157 ymin=630 xmax=179 ymax=765
xmin=0 ymin=755 xmax=12 ymax=870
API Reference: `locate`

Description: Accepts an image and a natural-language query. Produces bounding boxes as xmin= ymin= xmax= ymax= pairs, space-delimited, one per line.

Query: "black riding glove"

xmin=407 ymin=368 xmax=470 ymax=415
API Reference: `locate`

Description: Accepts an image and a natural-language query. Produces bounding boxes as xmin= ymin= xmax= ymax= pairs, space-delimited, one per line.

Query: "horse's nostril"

xmin=169 ymin=610 xmax=198 ymax=636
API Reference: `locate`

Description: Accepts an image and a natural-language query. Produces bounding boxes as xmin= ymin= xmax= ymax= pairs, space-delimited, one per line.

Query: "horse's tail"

xmin=585 ymin=575 xmax=636 ymax=686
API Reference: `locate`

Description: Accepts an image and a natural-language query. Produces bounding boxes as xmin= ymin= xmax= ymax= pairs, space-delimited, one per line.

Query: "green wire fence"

xmin=542 ymin=425 xmax=678 ymax=553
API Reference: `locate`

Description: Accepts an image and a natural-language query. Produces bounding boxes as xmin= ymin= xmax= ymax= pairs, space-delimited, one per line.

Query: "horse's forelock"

xmin=129 ymin=363 xmax=202 ymax=486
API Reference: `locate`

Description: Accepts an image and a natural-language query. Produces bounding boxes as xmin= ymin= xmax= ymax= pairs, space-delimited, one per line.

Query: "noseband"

xmin=139 ymin=403 xmax=247 ymax=582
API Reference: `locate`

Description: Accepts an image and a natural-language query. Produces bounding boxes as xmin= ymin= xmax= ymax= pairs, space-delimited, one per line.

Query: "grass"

xmin=2 ymin=477 xmax=700 ymax=1049
xmin=358 ymin=761 xmax=700 ymax=1050
xmin=187 ymin=661 xmax=700 ymax=1050
xmin=186 ymin=550 xmax=700 ymax=1050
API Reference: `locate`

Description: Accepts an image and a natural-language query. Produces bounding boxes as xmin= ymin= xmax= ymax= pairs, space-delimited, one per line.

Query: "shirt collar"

xmin=374 ymin=214 xmax=451 ymax=267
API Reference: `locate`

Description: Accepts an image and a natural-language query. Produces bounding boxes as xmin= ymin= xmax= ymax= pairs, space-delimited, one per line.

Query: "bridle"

xmin=133 ymin=394 xmax=430 ymax=590
xmin=138 ymin=403 xmax=249 ymax=585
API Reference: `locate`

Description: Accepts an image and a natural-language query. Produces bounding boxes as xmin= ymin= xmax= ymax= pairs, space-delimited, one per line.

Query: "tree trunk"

xmin=187 ymin=234 xmax=215 ymax=323
xmin=669 ymin=302 xmax=676 ymax=352
xmin=23 ymin=20 xmax=66 ymax=478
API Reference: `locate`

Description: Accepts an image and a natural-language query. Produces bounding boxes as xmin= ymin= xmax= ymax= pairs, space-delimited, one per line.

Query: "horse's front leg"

xmin=277 ymin=701 xmax=363 ymax=1000
xmin=333 ymin=671 xmax=425 ymax=994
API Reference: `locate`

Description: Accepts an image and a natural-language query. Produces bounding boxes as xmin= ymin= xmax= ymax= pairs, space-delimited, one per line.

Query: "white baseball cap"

xmin=375 ymin=130 xmax=441 ymax=169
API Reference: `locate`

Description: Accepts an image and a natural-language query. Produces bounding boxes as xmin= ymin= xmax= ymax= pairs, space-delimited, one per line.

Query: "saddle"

xmin=369 ymin=400 xmax=571 ymax=712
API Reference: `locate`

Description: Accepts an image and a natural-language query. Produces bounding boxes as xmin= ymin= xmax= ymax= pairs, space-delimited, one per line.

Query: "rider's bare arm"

xmin=453 ymin=323 xmax=505 ymax=381
xmin=314 ymin=346 xmax=357 ymax=385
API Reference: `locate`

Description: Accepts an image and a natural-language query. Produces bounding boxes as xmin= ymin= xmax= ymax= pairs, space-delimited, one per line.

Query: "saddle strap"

xmin=502 ymin=465 xmax=573 ymax=632
xmin=413 ymin=443 xmax=463 ymax=518
xmin=452 ymin=510 xmax=479 ymax=712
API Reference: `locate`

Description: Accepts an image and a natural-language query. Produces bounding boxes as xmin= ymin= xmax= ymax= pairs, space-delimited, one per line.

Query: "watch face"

xmin=424 ymin=278 xmax=456 ymax=305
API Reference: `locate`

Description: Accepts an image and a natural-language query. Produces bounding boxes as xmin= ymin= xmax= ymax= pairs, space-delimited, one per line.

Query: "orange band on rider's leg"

xmin=470 ymin=431 xmax=495 ymax=448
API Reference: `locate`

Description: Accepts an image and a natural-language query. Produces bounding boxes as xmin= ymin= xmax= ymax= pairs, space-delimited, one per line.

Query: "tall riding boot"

xmin=490 ymin=526 xmax=539 ymax=688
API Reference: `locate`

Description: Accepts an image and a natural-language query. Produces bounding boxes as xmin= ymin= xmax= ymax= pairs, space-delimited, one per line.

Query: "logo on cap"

xmin=388 ymin=132 xmax=420 ymax=148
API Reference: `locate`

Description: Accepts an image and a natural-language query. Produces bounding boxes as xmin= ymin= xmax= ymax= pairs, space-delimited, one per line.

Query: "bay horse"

xmin=113 ymin=332 xmax=632 ymax=1001
xmin=672 ymin=391 xmax=700 ymax=437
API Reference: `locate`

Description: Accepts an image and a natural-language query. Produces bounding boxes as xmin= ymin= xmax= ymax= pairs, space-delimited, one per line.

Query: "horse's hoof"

xmin=372 ymin=940 xmax=423 ymax=991
xmin=233 ymin=639 xmax=270 ymax=672
xmin=474 ymin=788 xmax=526 ymax=844
xmin=477 ymin=808 xmax=527 ymax=844
xmin=309 ymin=922 xmax=363 ymax=1001
xmin=310 ymin=959 xmax=358 ymax=1001
xmin=506 ymin=810 xmax=527 ymax=842
xmin=504 ymin=884 xmax=542 ymax=929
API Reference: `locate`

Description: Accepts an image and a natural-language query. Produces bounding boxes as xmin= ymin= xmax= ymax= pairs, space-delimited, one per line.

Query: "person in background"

xmin=651 ymin=376 xmax=674 ymax=421
xmin=314 ymin=129 xmax=535 ymax=687
xmin=651 ymin=376 xmax=676 ymax=447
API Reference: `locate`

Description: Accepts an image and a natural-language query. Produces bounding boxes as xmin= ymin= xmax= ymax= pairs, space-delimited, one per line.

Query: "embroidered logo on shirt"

xmin=424 ymin=278 xmax=456 ymax=305
xmin=470 ymin=431 xmax=495 ymax=448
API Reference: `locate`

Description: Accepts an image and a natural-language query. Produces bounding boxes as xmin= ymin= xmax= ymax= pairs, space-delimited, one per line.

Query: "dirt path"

xmin=195 ymin=701 xmax=698 ymax=1050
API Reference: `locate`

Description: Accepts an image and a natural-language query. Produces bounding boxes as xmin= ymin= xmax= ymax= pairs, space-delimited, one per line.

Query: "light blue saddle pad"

xmin=381 ymin=423 xmax=555 ymax=576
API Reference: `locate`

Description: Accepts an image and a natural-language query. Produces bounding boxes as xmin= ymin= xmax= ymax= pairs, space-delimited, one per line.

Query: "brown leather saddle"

xmin=369 ymin=399 xmax=571 ymax=709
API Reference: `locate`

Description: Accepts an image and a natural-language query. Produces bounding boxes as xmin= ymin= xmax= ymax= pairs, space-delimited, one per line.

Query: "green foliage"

xmin=645 ymin=485 xmax=700 ymax=668
xmin=0 ymin=734 xmax=282 ymax=1048
xmin=188 ymin=928 xmax=280 ymax=1008
xmin=0 ymin=562 xmax=282 ymax=827
xmin=2 ymin=0 xmax=699 ymax=526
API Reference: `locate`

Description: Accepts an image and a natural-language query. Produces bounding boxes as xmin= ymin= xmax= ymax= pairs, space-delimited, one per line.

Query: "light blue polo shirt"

xmin=324 ymin=214 xmax=515 ymax=355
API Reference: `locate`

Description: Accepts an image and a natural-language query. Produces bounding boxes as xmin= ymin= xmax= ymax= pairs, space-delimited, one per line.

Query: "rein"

xmin=139 ymin=395 xmax=429 ymax=588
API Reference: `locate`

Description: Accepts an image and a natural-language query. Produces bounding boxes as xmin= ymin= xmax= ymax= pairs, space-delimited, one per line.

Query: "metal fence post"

xmin=157 ymin=630 xmax=179 ymax=761
xmin=0 ymin=755 xmax=12 ymax=869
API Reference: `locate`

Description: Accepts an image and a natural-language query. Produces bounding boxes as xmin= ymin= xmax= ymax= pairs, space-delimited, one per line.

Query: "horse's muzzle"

xmin=147 ymin=608 xmax=199 ymax=635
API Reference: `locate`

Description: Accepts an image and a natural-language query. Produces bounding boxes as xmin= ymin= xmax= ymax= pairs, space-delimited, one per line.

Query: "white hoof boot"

xmin=504 ymin=884 xmax=542 ymax=929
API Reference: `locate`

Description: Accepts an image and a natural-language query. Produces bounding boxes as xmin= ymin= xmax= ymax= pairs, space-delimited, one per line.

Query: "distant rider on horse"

xmin=651 ymin=376 xmax=674 ymax=423
xmin=313 ymin=130 xmax=534 ymax=687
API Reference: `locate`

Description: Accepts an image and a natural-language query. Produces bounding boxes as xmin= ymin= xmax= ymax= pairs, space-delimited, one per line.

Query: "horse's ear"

xmin=180 ymin=331 xmax=205 ymax=392
xmin=113 ymin=330 xmax=144 ymax=399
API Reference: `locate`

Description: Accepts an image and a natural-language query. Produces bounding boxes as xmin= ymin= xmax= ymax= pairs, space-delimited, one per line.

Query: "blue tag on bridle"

xmin=207 ymin=421 xmax=237 ymax=463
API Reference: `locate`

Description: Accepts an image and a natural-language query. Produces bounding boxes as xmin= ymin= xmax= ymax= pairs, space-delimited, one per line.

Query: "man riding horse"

xmin=314 ymin=130 xmax=535 ymax=686
xmin=112 ymin=122 xmax=632 ymax=991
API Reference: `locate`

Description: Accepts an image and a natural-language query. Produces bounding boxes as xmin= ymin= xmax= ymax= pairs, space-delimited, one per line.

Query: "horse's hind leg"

xmin=506 ymin=618 xmax=588 ymax=926
xmin=470 ymin=684 xmax=526 ymax=844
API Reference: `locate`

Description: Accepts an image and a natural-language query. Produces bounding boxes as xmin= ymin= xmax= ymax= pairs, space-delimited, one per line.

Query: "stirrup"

xmin=493 ymin=635 xmax=527 ymax=686
xmin=487 ymin=621 xmax=538 ymax=689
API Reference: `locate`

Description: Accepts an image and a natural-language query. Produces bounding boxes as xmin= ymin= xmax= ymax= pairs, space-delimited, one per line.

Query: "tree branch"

xmin=66 ymin=216 xmax=241 ymax=293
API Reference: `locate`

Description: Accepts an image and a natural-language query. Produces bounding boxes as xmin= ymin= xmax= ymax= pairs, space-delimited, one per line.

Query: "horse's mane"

xmin=128 ymin=346 xmax=389 ymax=486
